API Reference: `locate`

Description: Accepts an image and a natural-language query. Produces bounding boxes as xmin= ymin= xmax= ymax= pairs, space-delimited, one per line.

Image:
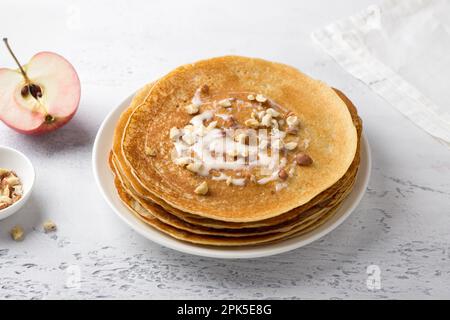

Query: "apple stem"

xmin=2 ymin=38 xmax=30 ymax=83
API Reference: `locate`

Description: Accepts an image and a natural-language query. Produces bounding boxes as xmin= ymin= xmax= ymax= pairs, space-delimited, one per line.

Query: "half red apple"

xmin=0 ymin=39 xmax=80 ymax=135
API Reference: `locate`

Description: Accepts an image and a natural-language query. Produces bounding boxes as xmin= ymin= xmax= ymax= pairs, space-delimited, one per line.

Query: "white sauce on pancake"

xmin=170 ymin=90 xmax=305 ymax=191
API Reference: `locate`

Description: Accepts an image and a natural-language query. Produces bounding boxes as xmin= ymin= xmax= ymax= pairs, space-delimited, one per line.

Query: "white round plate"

xmin=93 ymin=93 xmax=371 ymax=259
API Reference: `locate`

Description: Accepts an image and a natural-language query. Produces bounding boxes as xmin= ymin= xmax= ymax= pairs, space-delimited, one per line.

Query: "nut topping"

xmin=194 ymin=181 xmax=209 ymax=195
xmin=218 ymin=99 xmax=232 ymax=107
xmin=185 ymin=104 xmax=199 ymax=115
xmin=170 ymin=127 xmax=181 ymax=140
xmin=286 ymin=115 xmax=299 ymax=127
xmin=278 ymin=169 xmax=288 ymax=180
xmin=284 ymin=142 xmax=298 ymax=151
xmin=255 ymin=94 xmax=267 ymax=103
xmin=0 ymin=169 xmax=22 ymax=210
xmin=186 ymin=162 xmax=202 ymax=173
xmin=295 ymin=153 xmax=313 ymax=166
xmin=260 ymin=114 xmax=272 ymax=127
xmin=244 ymin=118 xmax=259 ymax=128
xmin=266 ymin=108 xmax=280 ymax=117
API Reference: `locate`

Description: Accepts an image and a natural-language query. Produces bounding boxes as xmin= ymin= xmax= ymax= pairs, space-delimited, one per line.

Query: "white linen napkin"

xmin=312 ymin=0 xmax=450 ymax=144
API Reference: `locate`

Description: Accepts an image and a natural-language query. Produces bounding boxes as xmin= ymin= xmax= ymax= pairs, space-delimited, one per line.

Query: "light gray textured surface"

xmin=0 ymin=0 xmax=449 ymax=299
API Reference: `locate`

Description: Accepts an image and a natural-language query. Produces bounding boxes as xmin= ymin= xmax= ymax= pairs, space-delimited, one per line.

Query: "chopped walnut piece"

xmin=186 ymin=162 xmax=202 ymax=173
xmin=255 ymin=94 xmax=267 ymax=103
xmin=43 ymin=220 xmax=57 ymax=233
xmin=174 ymin=157 xmax=191 ymax=166
xmin=0 ymin=170 xmax=22 ymax=211
xmin=185 ymin=104 xmax=199 ymax=115
xmin=244 ymin=119 xmax=259 ymax=128
xmin=194 ymin=181 xmax=209 ymax=195
xmin=10 ymin=225 xmax=24 ymax=241
xmin=260 ymin=114 xmax=272 ymax=127
xmin=284 ymin=142 xmax=298 ymax=151
xmin=266 ymin=108 xmax=280 ymax=117
xmin=218 ymin=99 xmax=232 ymax=107
xmin=286 ymin=115 xmax=300 ymax=127
xmin=170 ymin=127 xmax=181 ymax=140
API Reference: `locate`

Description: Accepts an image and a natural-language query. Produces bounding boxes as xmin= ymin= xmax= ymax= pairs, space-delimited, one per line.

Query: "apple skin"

xmin=0 ymin=51 xmax=81 ymax=135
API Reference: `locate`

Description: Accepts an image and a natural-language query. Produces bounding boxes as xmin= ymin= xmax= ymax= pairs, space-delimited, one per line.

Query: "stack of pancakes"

xmin=109 ymin=56 xmax=362 ymax=246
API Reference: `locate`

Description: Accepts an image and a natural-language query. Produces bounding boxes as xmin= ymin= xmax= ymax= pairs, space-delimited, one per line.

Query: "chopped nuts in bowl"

xmin=0 ymin=146 xmax=35 ymax=220
xmin=0 ymin=169 xmax=23 ymax=210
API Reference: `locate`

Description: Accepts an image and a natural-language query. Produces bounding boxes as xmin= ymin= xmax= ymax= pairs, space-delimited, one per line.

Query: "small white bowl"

xmin=0 ymin=146 xmax=35 ymax=220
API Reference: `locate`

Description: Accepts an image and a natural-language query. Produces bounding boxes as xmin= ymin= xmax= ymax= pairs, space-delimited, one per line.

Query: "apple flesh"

xmin=0 ymin=51 xmax=80 ymax=135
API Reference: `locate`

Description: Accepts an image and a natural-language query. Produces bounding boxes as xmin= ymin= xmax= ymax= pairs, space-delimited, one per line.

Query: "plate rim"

xmin=92 ymin=92 xmax=371 ymax=259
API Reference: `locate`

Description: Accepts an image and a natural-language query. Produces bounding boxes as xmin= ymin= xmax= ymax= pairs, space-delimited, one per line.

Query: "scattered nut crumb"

xmin=43 ymin=220 xmax=57 ymax=233
xmin=260 ymin=114 xmax=272 ymax=127
xmin=194 ymin=181 xmax=209 ymax=195
xmin=0 ymin=169 xmax=23 ymax=210
xmin=10 ymin=225 xmax=24 ymax=241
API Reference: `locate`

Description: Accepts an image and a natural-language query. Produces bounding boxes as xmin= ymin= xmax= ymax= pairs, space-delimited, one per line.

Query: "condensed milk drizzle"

xmin=170 ymin=89 xmax=304 ymax=191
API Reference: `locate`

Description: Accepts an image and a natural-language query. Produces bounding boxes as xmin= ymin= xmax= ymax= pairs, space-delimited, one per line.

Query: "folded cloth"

xmin=312 ymin=0 xmax=450 ymax=144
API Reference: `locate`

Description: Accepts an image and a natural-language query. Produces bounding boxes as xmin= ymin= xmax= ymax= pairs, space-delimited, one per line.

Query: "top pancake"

xmin=121 ymin=56 xmax=358 ymax=222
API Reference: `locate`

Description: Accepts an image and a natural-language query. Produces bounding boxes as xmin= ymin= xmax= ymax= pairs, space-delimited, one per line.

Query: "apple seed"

xmin=45 ymin=115 xmax=55 ymax=124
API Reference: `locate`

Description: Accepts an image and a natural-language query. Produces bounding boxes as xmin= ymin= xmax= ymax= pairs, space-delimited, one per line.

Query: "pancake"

xmin=113 ymin=172 xmax=353 ymax=246
xmin=110 ymin=151 xmax=356 ymax=237
xmin=108 ymin=56 xmax=363 ymax=246
xmin=121 ymin=56 xmax=358 ymax=222
xmin=112 ymin=83 xmax=361 ymax=229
